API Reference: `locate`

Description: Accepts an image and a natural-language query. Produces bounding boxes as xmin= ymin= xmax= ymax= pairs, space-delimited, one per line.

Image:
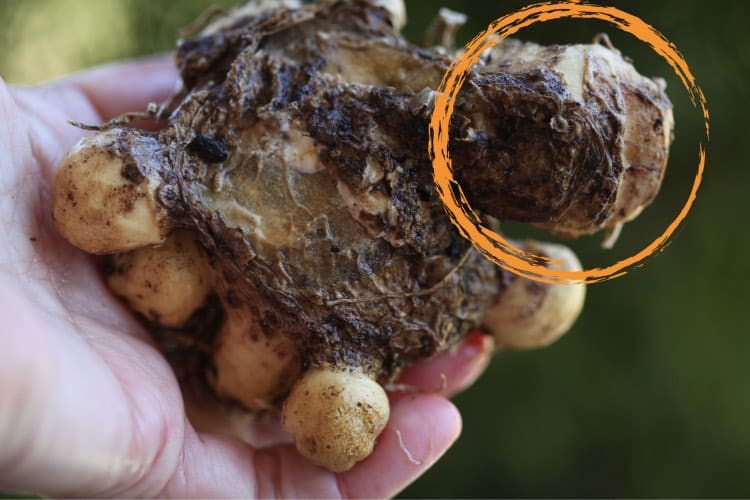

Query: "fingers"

xmin=159 ymin=394 xmax=461 ymax=498
xmin=159 ymin=427 xmax=342 ymax=498
xmin=338 ymin=394 xmax=462 ymax=499
xmin=0 ymin=282 xmax=185 ymax=499
xmin=394 ymin=331 xmax=494 ymax=398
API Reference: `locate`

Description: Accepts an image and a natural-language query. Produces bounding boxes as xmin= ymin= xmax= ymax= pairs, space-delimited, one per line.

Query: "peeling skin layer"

xmin=115 ymin=1 xmax=669 ymax=379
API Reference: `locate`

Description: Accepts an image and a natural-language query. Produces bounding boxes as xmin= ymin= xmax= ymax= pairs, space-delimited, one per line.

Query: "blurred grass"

xmin=1 ymin=0 xmax=748 ymax=497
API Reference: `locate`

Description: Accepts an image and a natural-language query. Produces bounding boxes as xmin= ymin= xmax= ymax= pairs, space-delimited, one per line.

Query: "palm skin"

xmin=0 ymin=57 xmax=493 ymax=498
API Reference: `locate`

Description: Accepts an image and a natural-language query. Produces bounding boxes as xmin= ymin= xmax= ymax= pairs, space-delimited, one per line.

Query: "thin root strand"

xmin=326 ymin=250 xmax=472 ymax=306
xmin=395 ymin=428 xmax=423 ymax=466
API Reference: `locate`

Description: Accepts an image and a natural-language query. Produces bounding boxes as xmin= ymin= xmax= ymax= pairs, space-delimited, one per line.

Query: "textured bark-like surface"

xmin=89 ymin=0 xmax=670 ymax=386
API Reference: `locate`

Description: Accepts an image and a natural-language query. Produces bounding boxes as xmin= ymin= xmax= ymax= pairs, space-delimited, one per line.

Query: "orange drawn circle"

xmin=429 ymin=1 xmax=709 ymax=285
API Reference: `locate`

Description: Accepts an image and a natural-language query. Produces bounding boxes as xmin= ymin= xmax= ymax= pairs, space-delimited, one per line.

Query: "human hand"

xmin=0 ymin=56 xmax=494 ymax=498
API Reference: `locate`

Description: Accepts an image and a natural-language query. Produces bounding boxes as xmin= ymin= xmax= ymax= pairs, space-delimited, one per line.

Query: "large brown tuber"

xmin=51 ymin=0 xmax=673 ymax=472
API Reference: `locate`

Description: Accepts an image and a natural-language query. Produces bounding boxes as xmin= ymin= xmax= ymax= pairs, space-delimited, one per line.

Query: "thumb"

xmin=8 ymin=55 xmax=180 ymax=177
xmin=20 ymin=54 xmax=180 ymax=123
xmin=48 ymin=54 xmax=181 ymax=123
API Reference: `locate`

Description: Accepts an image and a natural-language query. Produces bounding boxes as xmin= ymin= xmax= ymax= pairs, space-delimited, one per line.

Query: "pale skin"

xmin=0 ymin=56 xmax=495 ymax=497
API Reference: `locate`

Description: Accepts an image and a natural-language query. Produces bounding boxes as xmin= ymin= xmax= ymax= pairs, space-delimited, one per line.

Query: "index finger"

xmin=393 ymin=331 xmax=495 ymax=399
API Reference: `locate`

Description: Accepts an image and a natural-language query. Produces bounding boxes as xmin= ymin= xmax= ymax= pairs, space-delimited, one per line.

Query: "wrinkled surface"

xmin=162 ymin=1 xmax=505 ymax=379
xmin=97 ymin=0 xmax=670 ymax=382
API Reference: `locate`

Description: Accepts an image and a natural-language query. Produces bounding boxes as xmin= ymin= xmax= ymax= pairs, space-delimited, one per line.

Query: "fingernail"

xmin=459 ymin=330 xmax=494 ymax=360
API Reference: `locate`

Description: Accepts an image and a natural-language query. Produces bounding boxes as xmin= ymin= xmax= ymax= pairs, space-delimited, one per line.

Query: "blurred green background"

xmin=1 ymin=0 xmax=748 ymax=497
